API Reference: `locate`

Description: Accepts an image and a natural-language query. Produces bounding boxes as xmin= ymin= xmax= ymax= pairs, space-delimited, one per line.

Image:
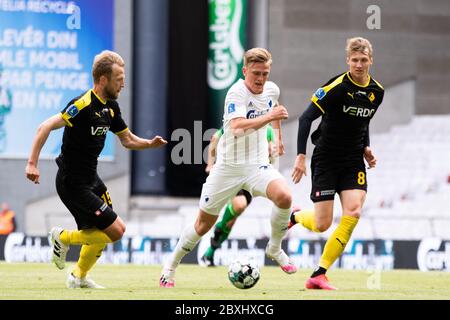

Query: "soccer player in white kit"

xmin=160 ymin=48 xmax=297 ymax=288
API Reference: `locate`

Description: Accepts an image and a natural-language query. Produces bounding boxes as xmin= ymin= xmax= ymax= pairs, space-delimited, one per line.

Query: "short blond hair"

xmin=92 ymin=50 xmax=125 ymax=83
xmin=244 ymin=48 xmax=272 ymax=67
xmin=346 ymin=37 xmax=373 ymax=58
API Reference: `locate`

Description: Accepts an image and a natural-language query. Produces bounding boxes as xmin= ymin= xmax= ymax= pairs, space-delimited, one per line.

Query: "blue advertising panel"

xmin=0 ymin=0 xmax=114 ymax=159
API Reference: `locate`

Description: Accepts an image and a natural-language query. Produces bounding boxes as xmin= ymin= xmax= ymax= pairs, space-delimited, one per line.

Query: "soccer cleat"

xmin=159 ymin=268 xmax=176 ymax=288
xmin=66 ymin=273 xmax=105 ymax=289
xmin=265 ymin=244 xmax=297 ymax=274
xmin=49 ymin=227 xmax=70 ymax=270
xmin=288 ymin=206 xmax=302 ymax=230
xmin=200 ymin=254 xmax=215 ymax=267
xmin=305 ymin=274 xmax=337 ymax=290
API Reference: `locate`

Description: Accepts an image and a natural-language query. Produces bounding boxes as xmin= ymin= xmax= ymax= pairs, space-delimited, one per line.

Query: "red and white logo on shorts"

xmin=95 ymin=203 xmax=108 ymax=216
xmin=315 ymin=191 xmax=320 ymax=197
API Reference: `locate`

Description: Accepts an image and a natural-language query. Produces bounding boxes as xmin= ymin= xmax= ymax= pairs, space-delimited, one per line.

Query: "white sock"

xmin=268 ymin=205 xmax=291 ymax=251
xmin=166 ymin=223 xmax=201 ymax=270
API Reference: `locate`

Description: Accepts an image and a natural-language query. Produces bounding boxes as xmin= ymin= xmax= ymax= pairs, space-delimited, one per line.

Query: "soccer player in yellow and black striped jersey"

xmin=291 ymin=37 xmax=384 ymax=290
xmin=25 ymin=51 xmax=167 ymax=288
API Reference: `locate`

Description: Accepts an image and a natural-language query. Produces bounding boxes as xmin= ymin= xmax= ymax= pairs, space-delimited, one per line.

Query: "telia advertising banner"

xmin=0 ymin=0 xmax=114 ymax=159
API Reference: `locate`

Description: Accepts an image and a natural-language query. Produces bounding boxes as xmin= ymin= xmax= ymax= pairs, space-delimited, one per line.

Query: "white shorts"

xmin=199 ymin=164 xmax=284 ymax=215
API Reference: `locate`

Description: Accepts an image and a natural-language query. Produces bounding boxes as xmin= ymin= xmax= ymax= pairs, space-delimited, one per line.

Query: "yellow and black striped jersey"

xmin=57 ymin=89 xmax=128 ymax=175
xmin=309 ymin=72 xmax=384 ymax=153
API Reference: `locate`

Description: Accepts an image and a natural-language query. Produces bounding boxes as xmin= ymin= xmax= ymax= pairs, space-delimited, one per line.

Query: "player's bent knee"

xmin=346 ymin=211 xmax=361 ymax=219
xmin=345 ymin=207 xmax=362 ymax=219
xmin=195 ymin=221 xmax=214 ymax=236
xmin=108 ymin=229 xmax=124 ymax=242
xmin=105 ymin=221 xmax=126 ymax=242
xmin=315 ymin=222 xmax=331 ymax=232
xmin=195 ymin=210 xmax=218 ymax=236
xmin=273 ymin=192 xmax=292 ymax=209
xmin=232 ymin=199 xmax=248 ymax=214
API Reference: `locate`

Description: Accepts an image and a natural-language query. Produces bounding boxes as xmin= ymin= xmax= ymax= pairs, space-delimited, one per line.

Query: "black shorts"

xmin=55 ymin=169 xmax=117 ymax=230
xmin=236 ymin=189 xmax=253 ymax=205
xmin=310 ymin=148 xmax=367 ymax=203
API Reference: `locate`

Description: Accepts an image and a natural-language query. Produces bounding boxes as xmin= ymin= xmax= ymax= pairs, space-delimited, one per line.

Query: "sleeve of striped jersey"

xmin=297 ymin=103 xmax=322 ymax=155
xmin=310 ymin=77 xmax=344 ymax=114
xmin=60 ymin=100 xmax=81 ymax=127
xmin=110 ymin=104 xmax=128 ymax=134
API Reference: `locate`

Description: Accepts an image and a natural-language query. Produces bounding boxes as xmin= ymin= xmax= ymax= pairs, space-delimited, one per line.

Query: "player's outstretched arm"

xmin=117 ymin=129 xmax=167 ymax=150
xmin=26 ymin=114 xmax=66 ymax=184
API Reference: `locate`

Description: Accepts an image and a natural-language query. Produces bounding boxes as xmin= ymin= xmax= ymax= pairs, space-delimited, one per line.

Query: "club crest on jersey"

xmin=67 ymin=105 xmax=79 ymax=118
xmin=314 ymin=88 xmax=326 ymax=100
xmin=268 ymin=99 xmax=273 ymax=108
xmin=91 ymin=126 xmax=110 ymax=136
xmin=368 ymin=92 xmax=375 ymax=103
xmin=228 ymin=103 xmax=236 ymax=114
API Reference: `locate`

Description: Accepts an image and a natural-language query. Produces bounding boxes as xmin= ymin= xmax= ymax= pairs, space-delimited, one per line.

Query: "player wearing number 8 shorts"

xmin=290 ymin=37 xmax=384 ymax=290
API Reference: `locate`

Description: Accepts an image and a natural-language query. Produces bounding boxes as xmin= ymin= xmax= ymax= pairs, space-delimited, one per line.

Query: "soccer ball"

xmin=228 ymin=257 xmax=260 ymax=289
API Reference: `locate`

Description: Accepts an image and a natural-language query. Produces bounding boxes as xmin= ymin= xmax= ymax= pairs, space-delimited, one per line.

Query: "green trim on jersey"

xmin=215 ymin=127 xmax=224 ymax=138
xmin=266 ymin=125 xmax=274 ymax=142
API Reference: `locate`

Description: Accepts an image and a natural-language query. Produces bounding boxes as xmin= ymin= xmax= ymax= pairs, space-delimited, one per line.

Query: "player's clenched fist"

xmin=270 ymin=105 xmax=288 ymax=121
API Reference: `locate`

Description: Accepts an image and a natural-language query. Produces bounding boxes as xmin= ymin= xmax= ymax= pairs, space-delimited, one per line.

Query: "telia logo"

xmin=207 ymin=0 xmax=244 ymax=90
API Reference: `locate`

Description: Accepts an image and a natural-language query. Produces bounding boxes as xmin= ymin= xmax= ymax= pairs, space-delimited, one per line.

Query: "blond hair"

xmin=92 ymin=50 xmax=125 ymax=83
xmin=244 ymin=48 xmax=272 ymax=67
xmin=346 ymin=37 xmax=373 ymax=58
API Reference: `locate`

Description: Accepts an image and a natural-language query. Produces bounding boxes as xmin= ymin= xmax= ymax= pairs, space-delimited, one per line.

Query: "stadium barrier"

xmin=0 ymin=233 xmax=448 ymax=271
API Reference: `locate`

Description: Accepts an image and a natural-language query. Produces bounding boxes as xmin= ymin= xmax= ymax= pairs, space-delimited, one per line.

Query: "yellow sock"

xmin=319 ymin=215 xmax=359 ymax=269
xmin=59 ymin=229 xmax=113 ymax=246
xmin=294 ymin=210 xmax=320 ymax=232
xmin=72 ymin=243 xmax=106 ymax=279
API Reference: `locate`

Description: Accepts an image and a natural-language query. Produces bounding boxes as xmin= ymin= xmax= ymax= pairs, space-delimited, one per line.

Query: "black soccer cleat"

xmin=200 ymin=254 xmax=216 ymax=267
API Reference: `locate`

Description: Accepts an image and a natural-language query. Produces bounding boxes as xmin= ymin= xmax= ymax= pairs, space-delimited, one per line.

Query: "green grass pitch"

xmin=0 ymin=262 xmax=449 ymax=300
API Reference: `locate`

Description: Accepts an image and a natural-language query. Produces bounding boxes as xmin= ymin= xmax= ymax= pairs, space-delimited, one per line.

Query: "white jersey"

xmin=216 ymin=79 xmax=280 ymax=166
